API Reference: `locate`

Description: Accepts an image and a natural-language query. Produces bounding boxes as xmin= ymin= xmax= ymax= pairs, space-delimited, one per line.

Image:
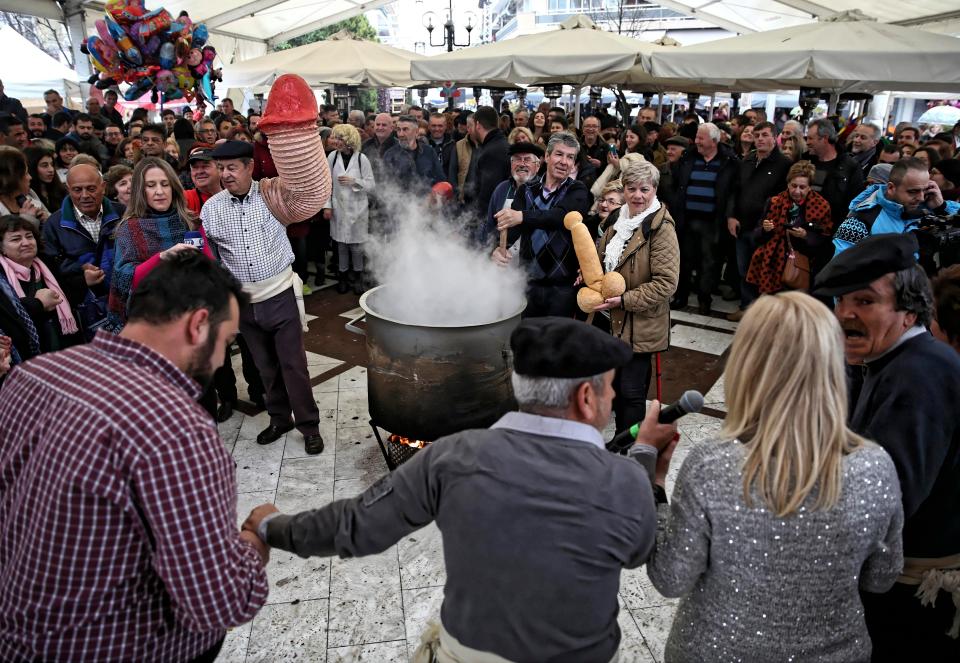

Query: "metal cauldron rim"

xmin=359 ymin=284 xmax=526 ymax=330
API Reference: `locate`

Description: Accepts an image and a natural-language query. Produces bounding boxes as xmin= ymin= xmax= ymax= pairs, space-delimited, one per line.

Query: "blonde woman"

xmin=323 ymin=123 xmax=375 ymax=295
xmin=647 ymin=292 xmax=903 ymax=662
xmin=508 ymin=127 xmax=534 ymax=145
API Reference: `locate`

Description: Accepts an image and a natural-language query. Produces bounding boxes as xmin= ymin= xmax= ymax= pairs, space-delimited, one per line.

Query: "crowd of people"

xmin=1 ymin=75 xmax=960 ymax=662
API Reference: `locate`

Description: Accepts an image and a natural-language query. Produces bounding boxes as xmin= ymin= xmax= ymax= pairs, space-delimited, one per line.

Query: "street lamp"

xmin=423 ymin=0 xmax=476 ymax=109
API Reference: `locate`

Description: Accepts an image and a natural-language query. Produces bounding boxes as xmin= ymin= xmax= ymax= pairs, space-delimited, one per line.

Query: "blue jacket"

xmin=42 ymin=197 xmax=124 ymax=289
xmin=833 ymin=184 xmax=960 ymax=255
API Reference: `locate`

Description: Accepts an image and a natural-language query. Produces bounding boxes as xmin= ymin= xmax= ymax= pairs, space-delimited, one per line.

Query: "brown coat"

xmin=598 ymin=205 xmax=680 ymax=353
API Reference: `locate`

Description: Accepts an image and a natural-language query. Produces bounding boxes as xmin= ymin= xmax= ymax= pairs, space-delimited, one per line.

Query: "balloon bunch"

xmin=82 ymin=0 xmax=221 ymax=112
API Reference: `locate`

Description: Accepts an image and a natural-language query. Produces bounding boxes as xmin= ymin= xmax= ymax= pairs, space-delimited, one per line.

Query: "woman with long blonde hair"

xmin=646 ymin=292 xmax=904 ymax=662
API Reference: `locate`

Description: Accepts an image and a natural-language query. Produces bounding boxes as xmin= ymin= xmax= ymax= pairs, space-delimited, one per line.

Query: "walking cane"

xmin=655 ymin=352 xmax=663 ymax=402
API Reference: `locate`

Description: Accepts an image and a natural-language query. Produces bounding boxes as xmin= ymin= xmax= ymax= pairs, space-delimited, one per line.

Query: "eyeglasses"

xmin=510 ymin=156 xmax=539 ymax=164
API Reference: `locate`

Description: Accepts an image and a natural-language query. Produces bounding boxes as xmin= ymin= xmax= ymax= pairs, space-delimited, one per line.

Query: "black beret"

xmin=510 ymin=317 xmax=632 ymax=378
xmin=211 ymin=140 xmax=254 ymax=160
xmin=187 ymin=147 xmax=213 ymax=163
xmin=507 ymin=141 xmax=544 ymax=159
xmin=664 ymin=136 xmax=689 ymax=148
xmin=813 ymin=233 xmax=919 ymax=297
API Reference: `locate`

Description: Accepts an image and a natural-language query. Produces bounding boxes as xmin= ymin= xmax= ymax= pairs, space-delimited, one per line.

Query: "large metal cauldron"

xmin=358 ymin=285 xmax=526 ymax=441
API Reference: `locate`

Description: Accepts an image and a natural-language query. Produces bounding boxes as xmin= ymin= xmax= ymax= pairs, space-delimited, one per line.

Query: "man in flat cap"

xmin=242 ymin=318 xmax=678 ymax=662
xmin=201 ymin=140 xmax=325 ymax=455
xmin=481 ymin=141 xmax=544 ymax=246
xmin=814 ymin=234 xmax=960 ymax=662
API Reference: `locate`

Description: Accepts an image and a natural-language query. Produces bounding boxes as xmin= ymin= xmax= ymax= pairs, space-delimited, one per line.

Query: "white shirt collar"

xmin=491 ymin=411 xmax=604 ymax=449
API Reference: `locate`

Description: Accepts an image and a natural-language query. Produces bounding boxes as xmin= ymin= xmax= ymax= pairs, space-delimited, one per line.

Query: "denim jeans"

xmin=735 ymin=232 xmax=759 ymax=309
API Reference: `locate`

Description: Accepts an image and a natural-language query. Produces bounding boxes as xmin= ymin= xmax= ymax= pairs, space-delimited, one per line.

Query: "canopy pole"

xmin=656 ymin=90 xmax=663 ymax=121
xmin=670 ymin=97 xmax=676 ymax=123
xmin=574 ymin=85 xmax=582 ymax=127
xmin=708 ymin=93 xmax=716 ymax=121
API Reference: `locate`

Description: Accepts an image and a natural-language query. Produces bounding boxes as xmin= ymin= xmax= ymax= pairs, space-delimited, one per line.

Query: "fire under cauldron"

xmin=350 ymin=285 xmax=526 ymax=469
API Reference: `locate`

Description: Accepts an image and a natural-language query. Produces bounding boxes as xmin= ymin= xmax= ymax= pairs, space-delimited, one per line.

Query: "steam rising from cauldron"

xmin=365 ymin=182 xmax=527 ymax=327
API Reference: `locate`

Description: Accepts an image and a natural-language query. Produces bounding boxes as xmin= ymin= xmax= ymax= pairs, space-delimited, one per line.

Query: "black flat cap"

xmin=508 ymin=141 xmax=544 ymax=159
xmin=664 ymin=136 xmax=689 ymax=148
xmin=511 ymin=317 xmax=632 ymax=378
xmin=813 ymin=233 xmax=919 ymax=297
xmin=187 ymin=147 xmax=213 ymax=163
xmin=211 ymin=140 xmax=254 ymax=160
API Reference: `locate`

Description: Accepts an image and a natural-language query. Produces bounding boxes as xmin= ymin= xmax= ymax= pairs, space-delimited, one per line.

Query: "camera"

xmin=915 ymin=213 xmax=960 ymax=273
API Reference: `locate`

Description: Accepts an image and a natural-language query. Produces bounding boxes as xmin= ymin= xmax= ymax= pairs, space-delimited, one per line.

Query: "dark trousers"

xmin=612 ymin=352 xmax=652 ymax=434
xmin=237 ymin=335 xmax=265 ymax=404
xmin=677 ymin=219 xmax=718 ymax=306
xmin=198 ymin=345 xmax=238 ymax=417
xmin=734 ymin=232 xmax=759 ymax=309
xmin=862 ymin=584 xmax=960 ymax=662
xmin=523 ymin=283 xmax=578 ymax=318
xmin=240 ymin=288 xmax=319 ymax=436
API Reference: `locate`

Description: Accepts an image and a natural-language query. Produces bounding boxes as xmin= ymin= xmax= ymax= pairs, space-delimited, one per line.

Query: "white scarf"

xmin=604 ymin=198 xmax=661 ymax=273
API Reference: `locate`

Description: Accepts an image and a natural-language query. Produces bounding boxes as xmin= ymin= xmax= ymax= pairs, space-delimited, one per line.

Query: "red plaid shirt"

xmin=0 ymin=333 xmax=269 ymax=662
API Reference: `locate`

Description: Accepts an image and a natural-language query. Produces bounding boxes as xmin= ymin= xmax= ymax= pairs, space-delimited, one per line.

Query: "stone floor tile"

xmin=630 ymin=605 xmax=677 ymax=663
xmin=398 ymin=522 xmax=446 ymax=590
xmin=245 ymin=599 xmax=329 ymax=663
xmin=327 ymin=639 xmax=407 ymax=662
xmin=215 ymin=622 xmax=251 ymax=662
xmin=402 ymin=586 xmax=445 ymax=661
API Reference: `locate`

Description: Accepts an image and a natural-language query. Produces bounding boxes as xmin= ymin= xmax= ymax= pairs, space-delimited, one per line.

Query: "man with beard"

xmin=26 ymin=114 xmax=47 ymax=141
xmin=482 ymin=142 xmax=543 ymax=245
xmin=492 ymin=132 xmax=589 ymax=317
xmin=0 ymin=253 xmax=269 ymax=662
xmin=834 ymin=157 xmax=960 ymax=255
xmin=66 ymin=113 xmax=109 ymax=164
xmin=814 ymin=233 xmax=960 ymax=663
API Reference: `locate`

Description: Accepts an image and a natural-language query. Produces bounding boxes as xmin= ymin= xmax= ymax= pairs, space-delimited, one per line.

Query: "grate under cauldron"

xmin=370 ymin=422 xmax=431 ymax=470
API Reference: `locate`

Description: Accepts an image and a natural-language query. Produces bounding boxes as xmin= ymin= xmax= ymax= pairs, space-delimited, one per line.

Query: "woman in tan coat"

xmin=594 ymin=160 xmax=680 ymax=432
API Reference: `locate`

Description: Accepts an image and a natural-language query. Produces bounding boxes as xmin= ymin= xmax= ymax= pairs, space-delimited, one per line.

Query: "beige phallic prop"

xmin=564 ymin=211 xmax=626 ymax=312
xmin=257 ymin=74 xmax=332 ymax=225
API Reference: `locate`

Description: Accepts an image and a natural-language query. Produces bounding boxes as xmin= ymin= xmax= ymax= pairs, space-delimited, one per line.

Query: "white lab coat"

xmin=324 ymin=149 xmax=375 ymax=244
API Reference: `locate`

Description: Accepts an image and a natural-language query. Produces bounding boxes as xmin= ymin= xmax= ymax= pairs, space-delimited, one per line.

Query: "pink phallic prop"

xmin=258 ymin=74 xmax=331 ymax=225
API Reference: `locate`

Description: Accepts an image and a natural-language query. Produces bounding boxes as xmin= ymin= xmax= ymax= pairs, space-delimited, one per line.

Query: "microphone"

xmin=605 ymin=390 xmax=704 ymax=452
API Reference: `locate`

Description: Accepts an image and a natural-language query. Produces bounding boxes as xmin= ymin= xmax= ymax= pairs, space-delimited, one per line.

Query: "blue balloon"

xmin=191 ymin=24 xmax=208 ymax=49
xmin=159 ymin=42 xmax=176 ymax=69
xmin=123 ymin=77 xmax=153 ymax=101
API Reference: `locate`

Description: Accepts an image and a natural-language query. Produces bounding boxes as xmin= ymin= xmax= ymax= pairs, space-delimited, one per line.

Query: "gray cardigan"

xmin=647 ymin=439 xmax=903 ymax=663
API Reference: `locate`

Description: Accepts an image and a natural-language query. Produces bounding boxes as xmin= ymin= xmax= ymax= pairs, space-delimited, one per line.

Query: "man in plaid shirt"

xmin=0 ymin=253 xmax=269 ymax=662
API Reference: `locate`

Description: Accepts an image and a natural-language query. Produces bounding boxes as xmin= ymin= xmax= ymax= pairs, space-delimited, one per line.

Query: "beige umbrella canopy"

xmin=647 ymin=10 xmax=960 ymax=93
xmin=220 ymin=31 xmax=424 ymax=89
xmin=410 ymin=15 xmax=663 ymax=87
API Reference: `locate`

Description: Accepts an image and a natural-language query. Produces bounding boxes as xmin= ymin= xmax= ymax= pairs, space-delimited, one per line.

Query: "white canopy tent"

xmin=647 ymin=11 xmax=960 ymax=94
xmin=411 ymin=15 xmax=664 ymax=87
xmin=220 ymin=34 xmax=422 ymax=89
xmin=0 ymin=24 xmax=79 ymax=109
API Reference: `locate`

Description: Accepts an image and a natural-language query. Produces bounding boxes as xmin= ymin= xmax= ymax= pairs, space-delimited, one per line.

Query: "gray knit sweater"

xmin=647 ymin=439 xmax=904 ymax=663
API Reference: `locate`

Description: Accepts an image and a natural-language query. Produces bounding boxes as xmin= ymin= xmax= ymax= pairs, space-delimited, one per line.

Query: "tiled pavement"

xmin=214 ymin=290 xmax=737 ymax=663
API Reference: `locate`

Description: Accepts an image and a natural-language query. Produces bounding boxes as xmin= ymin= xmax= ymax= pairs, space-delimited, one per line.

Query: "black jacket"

xmin=849 ymin=331 xmax=960 ymax=557
xmin=511 ymin=177 xmax=590 ymax=285
xmin=473 ymin=129 xmax=510 ymax=218
xmin=801 ymin=150 xmax=865 ymax=227
xmin=427 ymin=133 xmax=456 ymax=175
xmin=728 ymin=147 xmax=792 ymax=231
xmin=667 ymin=142 xmax=738 ymax=230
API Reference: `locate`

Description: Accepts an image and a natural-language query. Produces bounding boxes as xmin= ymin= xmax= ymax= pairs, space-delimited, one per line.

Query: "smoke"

xmin=364 ymin=179 xmax=527 ymax=327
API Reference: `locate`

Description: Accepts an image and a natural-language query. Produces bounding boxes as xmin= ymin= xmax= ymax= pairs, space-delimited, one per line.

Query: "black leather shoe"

xmin=336 ymin=274 xmax=350 ymax=294
xmin=304 ymin=433 xmax=324 ymax=455
xmin=257 ymin=422 xmax=294 ymax=445
xmin=698 ymin=300 xmax=712 ymax=316
xmin=669 ymin=297 xmax=688 ymax=310
xmin=215 ymin=401 xmax=235 ymax=423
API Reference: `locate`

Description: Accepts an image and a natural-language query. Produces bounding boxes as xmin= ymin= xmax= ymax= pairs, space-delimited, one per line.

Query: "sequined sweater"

xmin=647 ymin=439 xmax=904 ymax=663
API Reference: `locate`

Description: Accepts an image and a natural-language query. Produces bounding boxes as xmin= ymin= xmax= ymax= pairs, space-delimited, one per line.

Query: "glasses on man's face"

xmin=511 ymin=156 xmax=538 ymax=165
